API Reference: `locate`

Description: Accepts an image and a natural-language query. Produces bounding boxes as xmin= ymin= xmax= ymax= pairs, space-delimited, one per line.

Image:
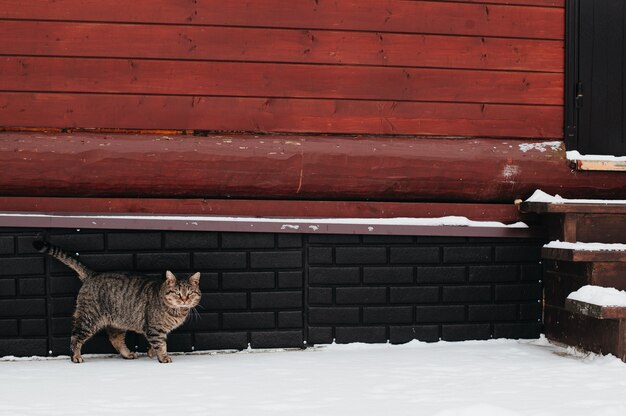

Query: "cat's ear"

xmin=188 ymin=272 xmax=201 ymax=286
xmin=165 ymin=270 xmax=177 ymax=286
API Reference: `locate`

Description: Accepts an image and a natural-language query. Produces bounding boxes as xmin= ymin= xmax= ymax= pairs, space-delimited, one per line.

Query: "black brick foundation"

xmin=0 ymin=229 xmax=543 ymax=356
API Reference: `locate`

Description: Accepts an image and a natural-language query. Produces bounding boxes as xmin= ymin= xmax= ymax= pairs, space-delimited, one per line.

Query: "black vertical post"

xmin=564 ymin=0 xmax=580 ymax=151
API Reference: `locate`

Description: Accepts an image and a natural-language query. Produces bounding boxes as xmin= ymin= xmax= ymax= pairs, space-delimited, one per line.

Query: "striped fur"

xmin=33 ymin=239 xmax=201 ymax=364
xmin=32 ymin=239 xmax=93 ymax=280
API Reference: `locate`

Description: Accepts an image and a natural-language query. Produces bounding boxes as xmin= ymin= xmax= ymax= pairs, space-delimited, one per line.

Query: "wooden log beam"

xmin=0 ymin=132 xmax=624 ymax=202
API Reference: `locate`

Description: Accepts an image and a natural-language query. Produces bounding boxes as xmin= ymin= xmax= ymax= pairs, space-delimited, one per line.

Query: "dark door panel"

xmin=571 ymin=0 xmax=626 ymax=156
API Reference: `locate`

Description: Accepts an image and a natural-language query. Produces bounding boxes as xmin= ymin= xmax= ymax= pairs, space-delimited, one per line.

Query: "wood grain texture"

xmin=0 ymin=1 xmax=564 ymax=138
xmin=0 ymin=93 xmax=564 ymax=138
xmin=0 ymin=0 xmax=565 ymax=39
xmin=544 ymin=305 xmax=626 ymax=361
xmin=437 ymin=0 xmax=563 ymax=6
xmin=573 ymin=214 xmax=626 ymax=244
xmin=565 ymin=299 xmax=626 ymax=320
xmin=0 ymin=212 xmax=540 ymax=238
xmin=574 ymin=159 xmax=626 ymax=171
xmin=543 ymin=260 xmax=626 ymax=298
xmin=522 ymin=201 xmax=626 ymax=214
xmin=0 ymin=197 xmax=527 ymax=223
xmin=0 ymin=133 xmax=624 ymax=202
xmin=0 ymin=57 xmax=564 ymax=105
xmin=0 ymin=21 xmax=564 ymax=72
xmin=542 ymin=247 xmax=626 ymax=262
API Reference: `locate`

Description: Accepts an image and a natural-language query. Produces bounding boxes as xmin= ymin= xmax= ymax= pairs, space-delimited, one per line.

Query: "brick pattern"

xmin=0 ymin=231 xmax=48 ymax=357
xmin=55 ymin=230 xmax=302 ymax=354
xmin=306 ymin=235 xmax=543 ymax=345
xmin=0 ymin=229 xmax=542 ymax=357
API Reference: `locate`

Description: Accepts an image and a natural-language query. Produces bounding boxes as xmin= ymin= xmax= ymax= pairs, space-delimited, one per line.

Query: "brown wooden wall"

xmin=0 ymin=0 xmax=564 ymax=139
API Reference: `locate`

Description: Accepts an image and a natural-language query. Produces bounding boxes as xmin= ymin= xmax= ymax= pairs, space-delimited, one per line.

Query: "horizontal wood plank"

xmin=0 ymin=197 xmax=527 ymax=223
xmin=0 ymin=212 xmax=540 ymax=238
xmin=0 ymin=0 xmax=565 ymax=40
xmin=0 ymin=93 xmax=564 ymax=138
xmin=0 ymin=21 xmax=563 ymax=72
xmin=544 ymin=305 xmax=625 ymax=361
xmin=0 ymin=57 xmax=564 ymax=105
xmin=573 ymin=159 xmax=626 ymax=172
xmin=437 ymin=0 xmax=563 ymax=7
xmin=1 ymin=132 xmax=624 ymax=202
xmin=565 ymin=299 xmax=626 ymax=320
xmin=542 ymin=247 xmax=626 ymax=262
xmin=521 ymin=202 xmax=626 ymax=214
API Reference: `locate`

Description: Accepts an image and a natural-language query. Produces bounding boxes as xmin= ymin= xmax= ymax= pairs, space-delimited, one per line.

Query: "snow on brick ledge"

xmin=543 ymin=241 xmax=626 ymax=251
xmin=567 ymin=285 xmax=626 ymax=308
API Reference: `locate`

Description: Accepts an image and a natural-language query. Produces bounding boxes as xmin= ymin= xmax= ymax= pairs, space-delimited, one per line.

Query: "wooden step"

xmin=521 ymin=200 xmax=626 ymax=215
xmin=544 ymin=305 xmax=626 ymax=361
xmin=542 ymin=244 xmax=626 ymax=307
xmin=520 ymin=192 xmax=626 ymax=243
xmin=544 ymin=260 xmax=626 ymax=287
xmin=565 ymin=299 xmax=626 ymax=320
xmin=520 ymin=190 xmax=626 ymax=214
xmin=547 ymin=285 xmax=626 ymax=361
xmin=543 ymin=261 xmax=626 ymax=309
xmin=529 ymin=193 xmax=626 ymax=361
xmin=542 ymin=245 xmax=626 ymax=262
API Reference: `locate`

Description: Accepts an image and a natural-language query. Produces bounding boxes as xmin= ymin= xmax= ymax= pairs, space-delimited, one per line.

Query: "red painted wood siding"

xmin=0 ymin=0 xmax=564 ymax=139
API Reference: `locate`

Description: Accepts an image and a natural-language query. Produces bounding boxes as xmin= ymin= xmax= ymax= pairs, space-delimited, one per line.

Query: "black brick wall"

xmin=305 ymin=235 xmax=543 ymax=345
xmin=0 ymin=228 xmax=543 ymax=357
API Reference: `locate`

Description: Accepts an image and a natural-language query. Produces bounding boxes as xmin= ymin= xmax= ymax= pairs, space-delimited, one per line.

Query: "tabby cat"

xmin=33 ymin=240 xmax=201 ymax=364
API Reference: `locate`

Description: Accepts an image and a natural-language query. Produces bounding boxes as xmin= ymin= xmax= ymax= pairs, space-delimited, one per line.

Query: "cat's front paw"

xmin=158 ymin=355 xmax=172 ymax=364
xmin=71 ymin=355 xmax=84 ymax=363
xmin=122 ymin=352 xmax=138 ymax=360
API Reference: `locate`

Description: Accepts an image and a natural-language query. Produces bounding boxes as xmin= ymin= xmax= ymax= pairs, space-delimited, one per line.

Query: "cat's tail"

xmin=32 ymin=239 xmax=94 ymax=281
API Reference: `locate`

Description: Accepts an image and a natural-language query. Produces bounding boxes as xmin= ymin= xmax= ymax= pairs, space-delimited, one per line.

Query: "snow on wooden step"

xmin=526 ymin=190 xmax=626 ymax=205
xmin=521 ymin=190 xmax=626 ymax=215
xmin=542 ymin=241 xmax=626 ymax=262
xmin=565 ymin=285 xmax=626 ymax=319
xmin=544 ymin=241 xmax=626 ymax=251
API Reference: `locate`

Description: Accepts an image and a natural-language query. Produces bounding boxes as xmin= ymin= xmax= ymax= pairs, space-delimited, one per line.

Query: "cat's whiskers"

xmin=189 ymin=306 xmax=201 ymax=322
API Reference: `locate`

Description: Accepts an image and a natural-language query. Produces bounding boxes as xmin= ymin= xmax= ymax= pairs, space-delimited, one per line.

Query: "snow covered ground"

xmin=2 ymin=338 xmax=626 ymax=416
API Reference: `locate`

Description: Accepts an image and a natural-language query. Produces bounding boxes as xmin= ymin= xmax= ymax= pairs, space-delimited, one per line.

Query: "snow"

xmin=525 ymin=189 xmax=626 ymax=205
xmin=544 ymin=241 xmax=626 ymax=251
xmin=518 ymin=141 xmax=562 ymax=153
xmin=566 ymin=151 xmax=626 ymax=162
xmin=568 ymin=285 xmax=626 ymax=307
xmin=1 ymin=338 xmax=626 ymax=416
xmin=0 ymin=212 xmax=529 ymax=229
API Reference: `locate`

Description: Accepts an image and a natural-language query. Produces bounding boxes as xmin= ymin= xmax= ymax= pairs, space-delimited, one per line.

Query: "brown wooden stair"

xmin=543 ymin=247 xmax=626 ymax=361
xmin=565 ymin=298 xmax=626 ymax=320
xmin=521 ymin=196 xmax=626 ymax=361
xmin=521 ymin=198 xmax=626 ymax=244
